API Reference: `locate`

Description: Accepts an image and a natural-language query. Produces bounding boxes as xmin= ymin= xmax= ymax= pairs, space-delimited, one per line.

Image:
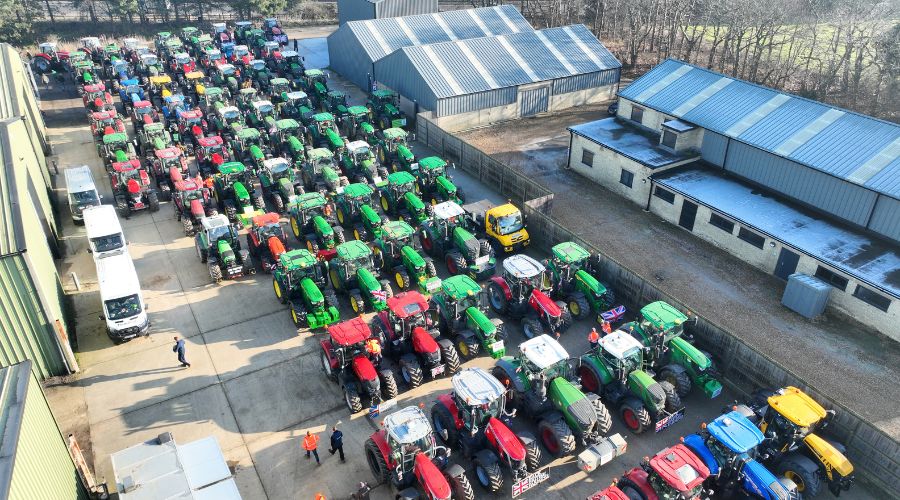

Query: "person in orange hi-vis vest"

xmin=365 ymin=338 xmax=382 ymax=365
xmin=303 ymin=430 xmax=320 ymax=464
xmin=588 ymin=328 xmax=600 ymax=350
xmin=601 ymin=320 xmax=612 ymax=335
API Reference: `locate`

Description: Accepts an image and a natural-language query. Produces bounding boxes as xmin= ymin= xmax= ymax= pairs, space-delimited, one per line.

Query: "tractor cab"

xmin=217 ymin=161 xmax=251 ymax=188
xmin=324 ymin=316 xmax=374 ymax=371
xmin=249 ymin=212 xmax=288 ymax=266
xmin=185 ymin=70 xmax=206 ymax=94
xmin=545 ymin=241 xmax=613 ymax=313
xmin=263 ymin=17 xmax=288 ymax=44
xmin=80 ymin=36 xmax=102 ymax=60
xmin=250 ymin=100 xmax=277 ymax=126
xmin=38 ymin=41 xmax=60 ymax=62
xmin=232 ymin=44 xmax=252 ymax=66
xmin=233 ymin=21 xmax=254 ymax=44
xmin=346 ymin=140 xmax=375 ymax=168
xmin=213 ymin=22 xmax=233 ymax=46
xmin=518 ymin=334 xmax=572 ymax=382
xmin=170 ymin=52 xmax=195 ymax=75
xmin=449 ymin=367 xmax=509 ymax=435
xmin=177 ymin=108 xmax=205 ymax=133
xmin=427 ymin=200 xmax=475 ymax=238
xmin=119 ymin=78 xmax=144 ymax=104
xmin=260 ymin=157 xmax=295 ymax=187
xmin=265 ymin=77 xmax=288 ymax=100
xmin=147 ymin=74 xmax=173 ymax=99
xmin=384 ymin=406 xmax=442 ymax=470
xmin=249 ymin=58 xmax=267 ymax=73
xmin=174 ymin=178 xmax=209 ymax=208
xmin=436 ymin=275 xmax=487 ymax=320
xmin=214 ymin=62 xmax=239 ymax=82
xmin=415 ymin=156 xmax=447 ymax=183
xmin=374 ymin=221 xmax=417 ymax=263
xmin=201 ymin=86 xmax=227 ymax=111
xmin=343 ymin=106 xmax=376 ymax=141
xmin=302 ymin=69 xmax=328 ymax=99
xmin=180 ymin=26 xmax=200 ymax=43
xmin=197 ymin=135 xmax=229 ymax=172
xmin=503 ymin=254 xmax=551 ymax=295
xmin=261 ymin=41 xmax=281 ymax=61
xmin=306 ymin=147 xmax=338 ymax=176
xmin=90 ymin=110 xmax=123 ymax=137
xmin=101 ymin=132 xmax=132 ymax=162
xmin=311 ymin=112 xmax=336 ymax=135
xmin=631 ymin=301 xmax=688 ymax=344
xmin=626 ymin=445 xmax=710 ymax=500
xmin=140 ymin=122 xmax=171 ymax=150
xmin=194 ymin=34 xmax=214 ymax=53
xmin=279 ymin=50 xmax=304 ymax=77
xmin=596 ymin=330 xmax=646 ymax=378
xmin=233 ymin=127 xmax=265 ymax=153
xmin=202 ymin=48 xmax=225 ymax=68
xmin=236 ymin=87 xmax=260 ymax=110
xmin=162 ymin=94 xmax=188 ymax=120
xmin=154 ymin=147 xmax=187 ymax=176
xmin=278 ymin=249 xmax=327 ymax=287
xmin=380 ymin=127 xmax=408 ymax=154
xmin=272 ymin=118 xmax=302 ymax=143
xmin=163 ymin=39 xmax=185 ymax=60
xmin=131 ymin=100 xmax=158 ymax=129
xmin=281 ymin=91 xmax=312 ymax=119
xmin=216 ymin=105 xmax=242 ymax=131
xmin=200 ymin=214 xmax=239 ymax=248
xmin=73 ymin=60 xmax=96 ymax=85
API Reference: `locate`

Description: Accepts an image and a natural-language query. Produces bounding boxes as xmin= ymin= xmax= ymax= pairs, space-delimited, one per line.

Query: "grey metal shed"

xmin=337 ymin=0 xmax=438 ymax=25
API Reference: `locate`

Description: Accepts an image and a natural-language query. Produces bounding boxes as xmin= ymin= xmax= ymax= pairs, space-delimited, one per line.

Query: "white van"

xmin=97 ymin=253 xmax=149 ymax=342
xmin=64 ymin=165 xmax=101 ymax=222
xmin=83 ymin=205 xmax=127 ymax=260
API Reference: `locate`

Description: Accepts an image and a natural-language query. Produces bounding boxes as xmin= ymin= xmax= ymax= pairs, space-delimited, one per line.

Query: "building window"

xmin=619 ymin=169 xmax=634 ymax=188
xmin=581 ymin=149 xmax=594 ymax=167
xmin=631 ymin=106 xmax=644 ymax=124
xmin=662 ymin=129 xmax=677 ymax=148
xmin=853 ymin=285 xmax=890 ymax=312
xmin=653 ymin=186 xmax=675 ymax=204
xmin=709 ymin=213 xmax=735 ymax=233
xmin=814 ymin=266 xmax=848 ymax=291
xmin=737 ymin=227 xmax=765 ymax=249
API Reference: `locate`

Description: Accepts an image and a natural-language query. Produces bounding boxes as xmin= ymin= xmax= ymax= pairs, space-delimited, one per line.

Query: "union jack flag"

xmin=601 ymin=305 xmax=626 ymax=322
xmin=371 ymin=289 xmax=387 ymax=302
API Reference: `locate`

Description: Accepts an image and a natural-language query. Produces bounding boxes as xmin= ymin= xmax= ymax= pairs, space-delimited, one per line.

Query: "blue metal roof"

xmin=346 ymin=5 xmax=533 ymax=62
xmin=620 ymin=59 xmax=900 ymax=198
xmin=393 ymin=25 xmax=621 ymax=98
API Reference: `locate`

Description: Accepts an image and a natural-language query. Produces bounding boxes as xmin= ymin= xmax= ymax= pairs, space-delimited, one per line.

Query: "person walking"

xmin=173 ymin=336 xmax=191 ymax=367
xmin=328 ymin=426 xmax=345 ymax=462
xmin=588 ymin=328 xmax=600 ymax=350
xmin=303 ymin=430 xmax=320 ymax=464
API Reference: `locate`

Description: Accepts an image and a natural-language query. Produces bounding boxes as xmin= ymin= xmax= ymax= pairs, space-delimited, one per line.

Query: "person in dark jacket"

xmin=328 ymin=426 xmax=344 ymax=462
xmin=173 ymin=336 xmax=191 ymax=367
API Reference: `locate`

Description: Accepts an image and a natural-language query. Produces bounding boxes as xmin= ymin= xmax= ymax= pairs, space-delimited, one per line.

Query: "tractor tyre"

xmin=488 ymin=283 xmax=509 ymax=315
xmin=399 ymin=355 xmax=423 ymax=388
xmin=336 ymin=207 xmax=346 ymax=225
xmin=343 ymin=385 xmax=363 ymax=413
xmin=478 ymin=239 xmax=492 ymax=258
xmin=379 ymin=370 xmax=398 ymax=400
xmin=439 ymin=340 xmax=461 ymax=375
xmin=323 ymin=289 xmax=340 ymax=309
xmin=777 ymin=454 xmax=821 ymax=497
xmin=320 ymin=350 xmax=337 ymax=381
xmin=619 ymin=398 xmax=652 ymax=434
xmin=306 ymin=236 xmax=319 ymax=255
xmin=394 ymin=268 xmax=409 ymax=290
xmin=353 ymin=225 xmax=368 ymax=241
xmin=376 ymin=167 xmax=389 ymax=180
xmin=379 ymin=279 xmax=394 ymax=299
xmin=491 ymin=367 xmax=517 ymax=408
xmin=224 ymin=203 xmax=237 ymax=222
xmin=618 ymin=480 xmax=648 ymax=500
xmin=445 ymin=251 xmax=466 ymax=276
xmin=291 ymin=305 xmax=306 ymax=328
xmin=209 ymin=263 xmax=223 ymax=284
xmin=446 ymin=470 xmax=475 ymax=500
xmin=334 ymin=226 xmax=346 ymax=244
xmin=196 ymin=239 xmax=208 ymax=263
xmin=329 ymin=268 xmax=342 ymax=291
xmin=431 ymin=403 xmax=460 ymax=448
xmin=372 ymin=248 xmax=386 ymax=271
xmin=365 ymin=438 xmax=390 ymax=486
xmin=567 ymin=292 xmax=591 ymax=320
xmin=586 ymin=392 xmax=613 ymax=434
xmin=424 ymin=258 xmax=438 ymax=278
xmin=493 ymin=319 xmax=507 ymax=340
xmin=659 ymin=381 xmax=682 ymax=413
xmin=290 ymin=217 xmax=302 ymax=239
xmin=253 ymin=194 xmax=265 ymax=211
xmin=379 ymin=194 xmax=391 ymax=213
xmin=455 ymin=333 xmax=480 ymax=360
xmin=349 ymin=290 xmax=365 ymax=314
xmin=182 ymin=218 xmax=194 ymax=236
xmin=522 ymin=316 xmax=545 ymax=340
xmin=660 ymin=364 xmax=692 ymax=398
xmin=538 ymin=418 xmax=576 ymax=456
xmin=556 ymin=301 xmax=573 ymax=331
xmin=272 ymin=194 xmax=284 ymax=213
xmin=524 ymin=439 xmax=541 ymax=472
xmin=474 ymin=460 xmax=503 ymax=493
xmin=425 ymin=203 xmax=435 ymax=217
xmin=148 ymin=192 xmax=160 ymax=212
xmin=273 ymin=279 xmax=287 ymax=304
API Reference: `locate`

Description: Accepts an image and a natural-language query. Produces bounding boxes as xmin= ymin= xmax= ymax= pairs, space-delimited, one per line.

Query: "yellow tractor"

xmin=469 ymin=201 xmax=530 ymax=254
xmin=736 ymin=386 xmax=854 ymax=497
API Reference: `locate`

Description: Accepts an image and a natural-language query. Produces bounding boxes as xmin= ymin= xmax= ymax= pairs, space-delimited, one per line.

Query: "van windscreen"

xmin=91 ymin=234 xmax=124 ymax=253
xmin=70 ymin=190 xmax=99 ymax=205
xmin=105 ymin=294 xmax=141 ymax=320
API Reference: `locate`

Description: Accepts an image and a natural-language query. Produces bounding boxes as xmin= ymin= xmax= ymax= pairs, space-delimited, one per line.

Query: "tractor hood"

xmin=320 ymin=165 xmax=339 ymax=183
xmin=413 ymin=453 xmax=452 ymax=500
xmin=277 ymin=176 xmax=294 ymax=194
xmin=742 ymin=459 xmax=799 ymax=500
xmin=217 ymin=239 xmax=235 ymax=263
xmin=233 ymin=181 xmax=250 ymax=200
xmin=189 ymin=198 xmax=205 ymax=217
xmin=452 ymin=227 xmax=478 ymax=257
xmin=436 ymin=175 xmax=456 ymax=195
xmin=299 ymin=277 xmax=324 ymax=306
xmin=250 ymin=145 xmax=264 ymax=160
xmin=485 ymin=417 xmax=526 ymax=461
xmin=351 ymin=354 xmax=378 ymax=382
xmin=465 ymin=307 xmax=495 ymax=337
xmin=549 ymin=377 xmax=595 ymax=430
xmin=411 ymin=327 xmax=439 ymax=355
xmin=400 ymin=245 xmax=425 ymax=269
xmin=356 ymin=267 xmax=380 ymax=294
xmin=682 ymin=433 xmax=720 ymax=476
xmin=669 ymin=336 xmax=711 ymax=370
xmin=360 ymin=205 xmax=381 ymax=227
xmin=397 ymin=144 xmax=414 ymax=162
xmin=707 ymin=411 xmax=764 ymax=453
xmin=312 ymin=215 xmax=334 ymax=238
xmin=575 ymin=269 xmax=607 ymax=295
xmin=403 ymin=191 xmax=425 ymax=212
xmin=628 ymin=370 xmax=666 ymax=410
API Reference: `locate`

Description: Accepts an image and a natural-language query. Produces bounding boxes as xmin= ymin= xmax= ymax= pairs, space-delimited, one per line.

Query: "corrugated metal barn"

xmin=337 ymin=0 xmax=438 ymax=25
xmin=327 ymin=5 xmax=534 ymax=91
xmin=618 ymin=59 xmax=900 ymax=243
xmin=374 ymin=24 xmax=621 ymax=123
xmin=0 ymin=43 xmax=77 ymax=379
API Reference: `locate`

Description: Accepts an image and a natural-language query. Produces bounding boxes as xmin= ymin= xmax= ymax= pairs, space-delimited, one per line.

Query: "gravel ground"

xmin=459 ymin=105 xmax=900 ymax=440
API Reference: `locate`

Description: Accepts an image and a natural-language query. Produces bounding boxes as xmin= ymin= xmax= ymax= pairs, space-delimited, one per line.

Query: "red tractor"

xmin=32 ymin=42 xmax=70 ymax=74
xmin=151 ymin=147 xmax=189 ymax=198
xmin=110 ymin=159 xmax=160 ymax=216
xmin=246 ymin=212 xmax=289 ymax=272
xmin=365 ymin=405 xmax=475 ymax=500
xmin=172 ymin=177 xmax=214 ymax=235
xmin=487 ymin=254 xmax=573 ymax=339
xmin=370 ymin=291 xmax=461 ymax=389
xmin=83 ymin=83 xmax=115 ymax=113
xmin=196 ymin=135 xmax=231 ymax=175
xmin=176 ymin=108 xmax=208 ymax=152
xmin=587 ymin=485 xmax=631 ymax=500
xmin=131 ymin=100 xmax=161 ymax=134
xmin=431 ymin=367 xmax=542 ymax=493
xmin=320 ymin=317 xmax=398 ymax=413
xmin=89 ymin=110 xmax=126 ymax=139
xmin=618 ymin=444 xmax=712 ymax=500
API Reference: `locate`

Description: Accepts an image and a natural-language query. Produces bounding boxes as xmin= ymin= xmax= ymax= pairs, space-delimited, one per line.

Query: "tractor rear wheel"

xmin=777 ymin=455 xmax=821 ymax=497
xmin=330 ymin=268 xmax=342 ymax=291
xmin=431 ymin=403 xmax=459 ymax=448
xmin=273 ymin=279 xmax=287 ymax=304
xmin=272 ymin=194 xmax=284 ymax=213
xmin=522 ymin=316 xmax=544 ymax=339
xmin=306 ymin=236 xmax=319 ymax=254
xmin=556 ymin=301 xmax=573 ymax=331
xmin=148 ymin=192 xmax=160 ymax=212
xmin=620 ymin=398 xmax=651 ymax=434
xmin=349 ymin=291 xmax=365 ymax=314
xmin=659 ymin=381 xmax=682 ymax=413
xmin=394 ymin=269 xmax=409 ymax=290
xmin=618 ymin=480 xmax=648 ymax=500
xmin=321 ymin=351 xmax=337 ymax=381
xmin=538 ymin=418 xmax=576 ymax=456
xmin=660 ymin=365 xmax=692 ymax=398
xmin=290 ymin=217 xmax=302 ymax=239
xmin=399 ymin=355 xmax=423 ymax=388
xmin=344 ymin=385 xmax=363 ymax=413
xmin=488 ymin=283 xmax=509 ymax=315
xmin=567 ymin=292 xmax=591 ymax=320
xmin=364 ymin=438 xmax=390 ymax=486
xmin=336 ymin=207 xmax=346 ymax=225
xmin=377 ymin=167 xmax=389 ymax=180
xmin=446 ymin=470 xmax=475 ymax=500
xmin=252 ymin=194 xmax=265 ymax=210
xmin=424 ymin=258 xmax=438 ymax=278
xmin=455 ymin=333 xmax=480 ymax=360
xmin=524 ymin=439 xmax=541 ymax=471
xmin=182 ymin=218 xmax=194 ymax=235
xmin=290 ymin=305 xmax=306 ymax=327
xmin=380 ymin=194 xmax=391 ymax=213
xmin=379 ymin=370 xmax=398 ymax=400
xmin=586 ymin=392 xmax=613 ymax=434
xmin=474 ymin=460 xmax=503 ymax=493
xmin=379 ymin=279 xmax=394 ymax=299
xmin=446 ymin=251 xmax=466 ymax=276
xmin=439 ymin=341 xmax=461 ymax=375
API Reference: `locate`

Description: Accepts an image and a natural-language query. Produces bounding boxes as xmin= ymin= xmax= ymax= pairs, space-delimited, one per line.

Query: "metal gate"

xmin=519 ymin=87 xmax=549 ymax=117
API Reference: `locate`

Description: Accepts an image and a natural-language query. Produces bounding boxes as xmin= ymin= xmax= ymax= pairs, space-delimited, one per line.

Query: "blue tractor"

xmin=162 ymin=94 xmax=190 ymax=121
xmin=118 ymin=78 xmax=145 ymax=109
xmin=683 ymin=410 xmax=801 ymax=500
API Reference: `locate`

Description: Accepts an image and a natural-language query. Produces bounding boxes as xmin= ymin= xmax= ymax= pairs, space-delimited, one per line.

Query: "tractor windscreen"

xmin=91 ymin=233 xmax=125 ymax=253
xmin=105 ymin=294 xmax=142 ymax=320
xmin=208 ymin=225 xmax=231 ymax=242
xmin=184 ymin=189 xmax=204 ymax=201
xmin=497 ymin=213 xmax=524 ymax=235
xmin=223 ymin=109 xmax=240 ymax=120
xmin=125 ymin=84 xmax=141 ymax=95
xmin=176 ymin=55 xmax=191 ymax=65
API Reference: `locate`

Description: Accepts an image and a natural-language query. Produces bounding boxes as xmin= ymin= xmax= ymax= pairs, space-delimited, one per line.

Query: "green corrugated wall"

xmin=7 ymin=372 xmax=88 ymax=500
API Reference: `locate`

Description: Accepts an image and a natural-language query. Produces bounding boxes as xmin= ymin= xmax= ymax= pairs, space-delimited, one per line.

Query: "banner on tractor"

xmin=654 ymin=408 xmax=686 ymax=433
xmin=371 ymin=289 xmax=387 ymax=302
xmin=368 ymin=398 xmax=396 ymax=419
xmin=600 ymin=305 xmax=626 ymax=322
xmin=511 ymin=466 xmax=550 ymax=498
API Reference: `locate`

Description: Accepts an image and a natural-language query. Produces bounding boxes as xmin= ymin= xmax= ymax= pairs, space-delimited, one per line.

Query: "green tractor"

xmin=279 ymin=90 xmax=315 ymax=122
xmin=270 ymin=118 xmax=306 ymax=164
xmin=211 ymin=64 xmax=240 ymax=95
xmin=334 ymin=183 xmax=383 ymax=241
xmin=302 ymin=148 xmax=348 ymax=196
xmin=323 ymin=90 xmax=350 ymax=122
xmin=492 ymin=335 xmax=612 ymax=456
xmin=430 ymin=275 xmax=506 ymax=360
xmin=367 ymin=89 xmax=407 ymax=130
xmin=246 ymin=100 xmax=277 ymax=134
xmin=341 ymin=105 xmax=376 ymax=143
xmin=211 ymin=105 xmax=243 ymax=136
xmin=329 ymin=240 xmax=394 ymax=314
xmin=230 ymin=127 xmax=269 ymax=171
xmin=195 ymin=214 xmax=255 ymax=283
xmin=341 ymin=140 xmax=387 ymax=185
xmin=137 ymin=122 xmax=173 ymax=158
xmin=378 ymin=171 xmax=430 ymax=226
xmin=235 ymin=87 xmax=260 ymax=114
xmin=578 ymin=330 xmax=685 ymax=435
xmin=98 ymin=132 xmax=138 ymax=170
xmin=419 ymin=201 xmax=495 ymax=281
xmin=258 ymin=157 xmax=301 ymax=213
xmin=287 ymin=191 xmax=345 ymax=258
xmin=623 ymin=301 xmax=722 ymax=399
xmin=269 ymin=77 xmax=291 ymax=104
xmin=301 ymin=69 xmax=329 ymax=107
xmin=411 ymin=156 xmax=463 ymax=205
xmin=247 ymin=59 xmax=272 ymax=92
xmin=212 ymin=161 xmax=265 ymax=224
xmin=377 ymin=127 xmax=414 ymax=172
xmin=371 ymin=220 xmax=441 ymax=294
xmin=545 ymin=241 xmax=616 ymax=321
xmin=306 ymin=112 xmax=344 ymax=153
xmin=272 ymin=249 xmax=340 ymax=329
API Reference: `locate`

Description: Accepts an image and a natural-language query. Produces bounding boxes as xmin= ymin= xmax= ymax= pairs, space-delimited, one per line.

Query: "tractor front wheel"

xmin=400 ymin=355 xmax=423 ymax=388
xmin=290 ymin=217 xmax=302 ymax=239
xmin=349 ymin=291 xmax=365 ymax=314
xmin=394 ymin=269 xmax=409 ymax=290
xmin=273 ymin=279 xmax=287 ymax=304
xmin=620 ymin=398 xmax=651 ymax=434
xmin=586 ymin=392 xmax=613 ymax=434
xmin=148 ymin=192 xmax=160 ymax=212
xmin=777 ymin=455 xmax=822 ymax=497
xmin=431 ymin=403 xmax=459 ymax=448
xmin=455 ymin=334 xmax=480 ymax=360
xmin=290 ymin=305 xmax=306 ymax=327
xmin=379 ymin=370 xmax=398 ymax=400
xmin=344 ymin=385 xmax=363 ymax=413
xmin=556 ymin=301 xmax=573 ymax=331
xmin=660 ymin=365 xmax=692 ymax=398
xmin=365 ymin=438 xmax=390 ymax=486
xmin=474 ymin=460 xmax=503 ymax=493
xmin=659 ymin=381 xmax=682 ymax=413
xmin=522 ymin=316 xmax=545 ymax=340
xmin=209 ymin=263 xmax=223 ymax=284
xmin=446 ymin=470 xmax=475 ymax=500
xmin=524 ymin=439 xmax=541 ymax=471
xmin=321 ymin=351 xmax=336 ymax=381
xmin=488 ymin=283 xmax=508 ymax=315
xmin=439 ymin=341 xmax=461 ymax=375
xmin=445 ymin=251 xmax=466 ymax=276
xmin=538 ymin=418 xmax=576 ymax=456
xmin=330 ymin=268 xmax=343 ymax=291
xmin=567 ymin=292 xmax=591 ymax=320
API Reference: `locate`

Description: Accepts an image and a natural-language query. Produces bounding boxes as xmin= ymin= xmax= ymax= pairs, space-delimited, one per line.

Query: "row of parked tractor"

xmin=59 ymin=22 xmax=855 ymax=500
